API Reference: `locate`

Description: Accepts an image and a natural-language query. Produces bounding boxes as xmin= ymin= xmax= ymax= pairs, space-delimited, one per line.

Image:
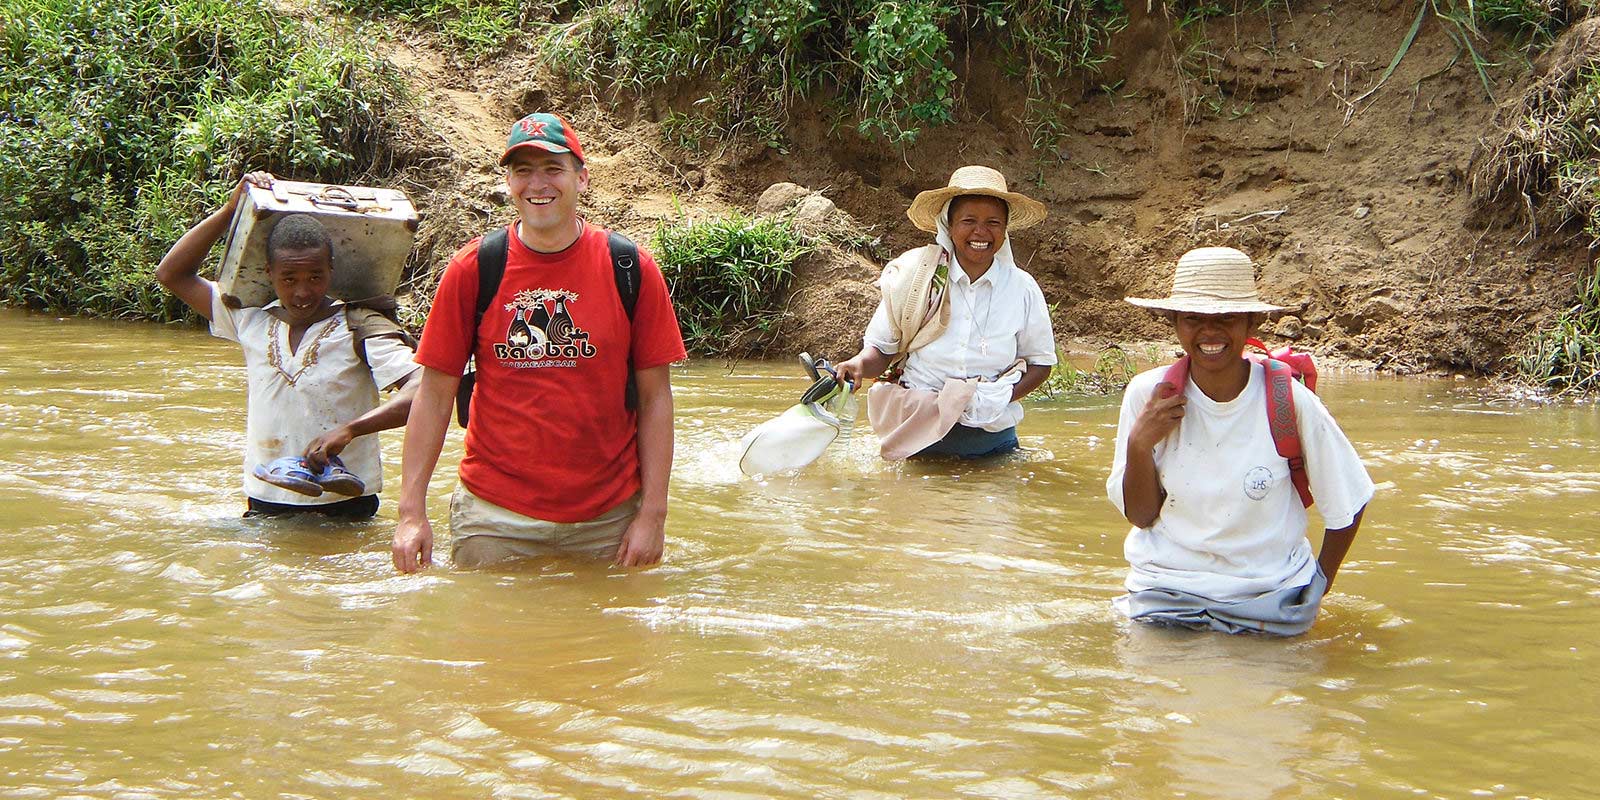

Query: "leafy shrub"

xmin=0 ymin=0 xmax=411 ymax=320
xmin=539 ymin=0 xmax=1126 ymax=149
xmin=652 ymin=213 xmax=812 ymax=356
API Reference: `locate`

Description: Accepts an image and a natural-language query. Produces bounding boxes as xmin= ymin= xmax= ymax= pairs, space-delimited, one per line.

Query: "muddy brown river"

xmin=0 ymin=309 xmax=1594 ymax=798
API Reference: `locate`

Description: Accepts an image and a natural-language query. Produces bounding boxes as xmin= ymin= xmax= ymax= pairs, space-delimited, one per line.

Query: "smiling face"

xmin=1172 ymin=311 xmax=1262 ymax=386
xmin=947 ymin=195 xmax=1008 ymax=274
xmin=505 ymin=149 xmax=588 ymax=243
xmin=266 ymin=247 xmax=334 ymax=326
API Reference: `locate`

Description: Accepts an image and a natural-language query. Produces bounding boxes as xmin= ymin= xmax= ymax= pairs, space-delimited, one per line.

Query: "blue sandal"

xmin=314 ymin=456 xmax=366 ymax=497
xmin=252 ymin=457 xmax=323 ymax=497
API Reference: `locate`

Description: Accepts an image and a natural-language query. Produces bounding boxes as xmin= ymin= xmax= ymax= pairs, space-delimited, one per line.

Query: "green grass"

xmin=329 ymin=0 xmax=526 ymax=58
xmin=538 ymin=0 xmax=1126 ymax=150
xmin=0 ymin=0 xmax=412 ymax=321
xmin=652 ymin=212 xmax=813 ymax=356
xmin=1037 ymin=346 xmax=1138 ymax=398
xmin=1514 ymin=262 xmax=1600 ymax=395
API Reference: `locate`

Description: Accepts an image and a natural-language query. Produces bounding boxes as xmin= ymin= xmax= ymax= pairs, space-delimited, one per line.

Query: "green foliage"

xmin=1514 ymin=262 xmax=1600 ymax=394
xmin=0 ymin=0 xmax=411 ymax=321
xmin=539 ymin=0 xmax=1126 ymax=149
xmin=1038 ymin=346 xmax=1137 ymax=398
xmin=1471 ymin=0 xmax=1582 ymax=40
xmin=329 ymin=0 xmax=526 ymax=58
xmin=653 ymin=212 xmax=813 ymax=356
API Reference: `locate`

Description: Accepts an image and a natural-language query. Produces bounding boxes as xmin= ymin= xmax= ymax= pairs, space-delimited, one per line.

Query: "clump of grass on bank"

xmin=0 ymin=0 xmax=411 ymax=321
xmin=328 ymin=0 xmax=528 ymax=58
xmin=538 ymin=0 xmax=1126 ymax=149
xmin=1514 ymin=263 xmax=1600 ymax=394
xmin=653 ymin=213 xmax=812 ymax=356
xmin=1472 ymin=18 xmax=1600 ymax=388
xmin=1038 ymin=346 xmax=1138 ymax=399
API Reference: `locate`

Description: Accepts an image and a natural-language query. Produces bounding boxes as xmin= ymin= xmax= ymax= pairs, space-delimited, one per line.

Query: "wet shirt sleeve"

xmin=1294 ymin=384 xmax=1377 ymax=530
xmin=1015 ymin=275 xmax=1057 ymax=366
xmin=863 ymin=300 xmax=898 ymax=355
xmin=363 ymin=334 xmax=421 ymax=392
xmin=414 ymin=239 xmax=482 ymax=377
xmin=1106 ymin=369 xmax=1163 ymax=519
xmin=630 ymin=248 xmax=687 ymax=370
xmin=205 ymin=280 xmax=242 ymax=344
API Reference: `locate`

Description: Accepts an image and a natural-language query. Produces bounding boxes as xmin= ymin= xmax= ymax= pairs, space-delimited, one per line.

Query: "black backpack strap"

xmin=456 ymin=227 xmax=510 ymax=427
xmin=476 ymin=227 xmax=510 ymax=327
xmin=608 ymin=231 xmax=641 ymax=410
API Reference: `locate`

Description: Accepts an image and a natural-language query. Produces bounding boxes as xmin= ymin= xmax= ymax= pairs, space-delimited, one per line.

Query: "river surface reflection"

xmin=0 ymin=309 xmax=1595 ymax=798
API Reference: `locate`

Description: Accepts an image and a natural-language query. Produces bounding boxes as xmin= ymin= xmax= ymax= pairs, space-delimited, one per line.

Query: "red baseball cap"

xmin=499 ymin=112 xmax=585 ymax=166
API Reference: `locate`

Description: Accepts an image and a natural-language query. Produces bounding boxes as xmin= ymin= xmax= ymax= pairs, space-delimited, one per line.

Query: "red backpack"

xmin=1162 ymin=338 xmax=1318 ymax=507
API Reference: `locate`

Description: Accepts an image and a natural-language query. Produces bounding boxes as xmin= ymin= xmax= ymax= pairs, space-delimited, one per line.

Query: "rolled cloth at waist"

xmin=866 ymin=378 xmax=977 ymax=461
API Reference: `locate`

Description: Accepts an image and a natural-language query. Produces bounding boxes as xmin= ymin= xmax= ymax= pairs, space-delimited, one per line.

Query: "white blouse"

xmin=864 ymin=258 xmax=1056 ymax=431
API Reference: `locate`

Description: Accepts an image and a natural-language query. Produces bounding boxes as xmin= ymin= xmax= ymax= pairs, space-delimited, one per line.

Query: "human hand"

xmin=392 ymin=514 xmax=434 ymax=573
xmin=833 ymin=358 xmax=868 ymax=391
xmin=613 ymin=512 xmax=665 ymax=567
xmin=1129 ymin=381 xmax=1186 ymax=451
xmin=225 ymin=171 xmax=276 ymax=211
xmin=301 ymin=426 xmax=354 ymax=472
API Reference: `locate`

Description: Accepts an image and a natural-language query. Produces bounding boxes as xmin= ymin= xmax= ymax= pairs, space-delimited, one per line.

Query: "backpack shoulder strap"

xmin=1262 ymin=358 xmax=1313 ymax=507
xmin=607 ymin=231 xmax=640 ymax=319
xmin=476 ymin=227 xmax=510 ymax=329
xmin=344 ymin=302 xmax=417 ymax=367
xmin=455 ymin=227 xmax=510 ymax=428
xmin=1161 ymin=357 xmax=1189 ymax=397
xmin=607 ymin=231 xmax=641 ymax=410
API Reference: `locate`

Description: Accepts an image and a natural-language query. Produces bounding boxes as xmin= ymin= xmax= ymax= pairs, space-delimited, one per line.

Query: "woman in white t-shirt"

xmin=1106 ymin=247 xmax=1375 ymax=635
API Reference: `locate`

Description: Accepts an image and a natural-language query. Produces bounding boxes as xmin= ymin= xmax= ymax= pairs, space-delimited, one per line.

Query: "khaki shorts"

xmin=449 ymin=484 xmax=640 ymax=568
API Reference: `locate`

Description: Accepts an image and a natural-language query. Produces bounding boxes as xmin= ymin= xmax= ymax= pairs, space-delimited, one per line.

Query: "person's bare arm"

xmin=833 ymin=345 xmax=894 ymax=391
xmin=303 ymin=369 xmax=420 ymax=471
xmin=392 ymin=367 xmax=459 ymax=573
xmin=155 ymin=172 xmax=272 ymax=319
xmin=1011 ymin=363 xmax=1053 ymax=401
xmin=1120 ymin=382 xmax=1186 ymax=528
xmin=614 ymin=365 xmax=674 ymax=567
xmin=1317 ymin=506 xmax=1367 ymax=592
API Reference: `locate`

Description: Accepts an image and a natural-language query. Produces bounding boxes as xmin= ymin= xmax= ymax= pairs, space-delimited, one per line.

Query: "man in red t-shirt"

xmin=392 ymin=113 xmax=686 ymax=571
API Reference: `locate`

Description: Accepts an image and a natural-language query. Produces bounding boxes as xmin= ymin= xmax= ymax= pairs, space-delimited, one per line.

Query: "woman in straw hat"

xmin=1106 ymin=246 xmax=1375 ymax=635
xmin=834 ymin=165 xmax=1057 ymax=459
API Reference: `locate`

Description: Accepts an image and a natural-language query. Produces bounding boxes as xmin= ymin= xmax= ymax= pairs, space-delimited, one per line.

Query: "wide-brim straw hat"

xmin=906 ymin=165 xmax=1048 ymax=233
xmin=1125 ymin=246 xmax=1290 ymax=314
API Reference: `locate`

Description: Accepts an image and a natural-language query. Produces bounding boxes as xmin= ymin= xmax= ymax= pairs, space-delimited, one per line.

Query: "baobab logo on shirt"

xmin=493 ymin=288 xmax=597 ymax=366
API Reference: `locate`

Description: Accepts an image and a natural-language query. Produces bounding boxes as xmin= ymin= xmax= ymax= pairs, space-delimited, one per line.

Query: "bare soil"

xmin=379 ymin=1 xmax=1589 ymax=374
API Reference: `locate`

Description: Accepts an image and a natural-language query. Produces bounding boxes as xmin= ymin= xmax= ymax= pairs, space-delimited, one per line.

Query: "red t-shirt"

xmin=415 ymin=223 xmax=686 ymax=522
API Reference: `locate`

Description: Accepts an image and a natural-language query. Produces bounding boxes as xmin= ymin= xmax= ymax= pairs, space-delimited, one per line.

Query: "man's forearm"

xmin=634 ymin=368 xmax=674 ymax=518
xmin=398 ymin=368 xmax=458 ymax=519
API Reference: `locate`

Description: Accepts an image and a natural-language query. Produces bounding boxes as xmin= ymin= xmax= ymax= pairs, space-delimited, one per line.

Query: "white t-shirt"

xmin=208 ymin=282 xmax=419 ymax=505
xmin=864 ymin=258 xmax=1057 ymax=431
xmin=1106 ymin=363 xmax=1376 ymax=602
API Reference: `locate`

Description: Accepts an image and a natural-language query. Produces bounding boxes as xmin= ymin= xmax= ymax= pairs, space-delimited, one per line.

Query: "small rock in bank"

xmin=792 ymin=194 xmax=837 ymax=226
xmin=756 ymin=182 xmax=811 ymax=214
xmin=1274 ymin=315 xmax=1303 ymax=339
xmin=1353 ymin=204 xmax=1371 ymax=219
xmin=489 ymin=185 xmax=511 ymax=205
